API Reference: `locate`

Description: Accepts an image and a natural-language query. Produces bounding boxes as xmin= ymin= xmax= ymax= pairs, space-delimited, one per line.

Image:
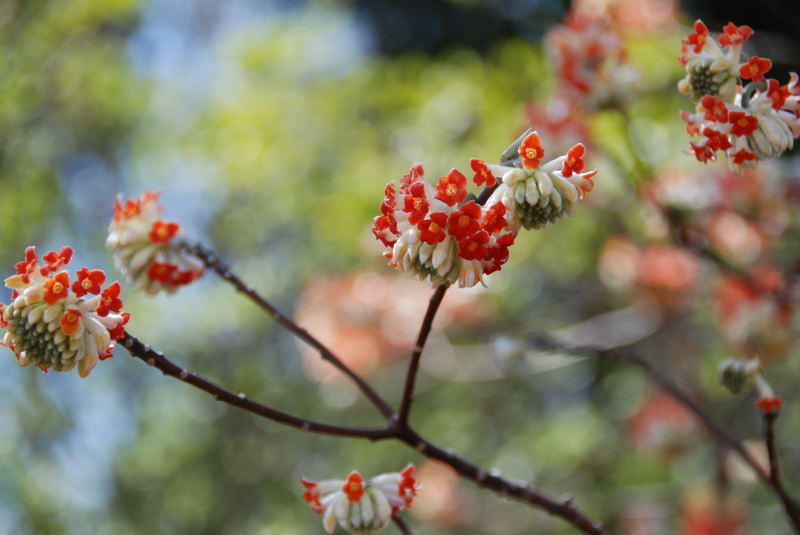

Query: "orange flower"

xmin=757 ymin=395 xmax=783 ymax=414
xmin=718 ymin=21 xmax=753 ymax=46
xmin=43 ymin=272 xmax=70 ymax=305
xmin=96 ymin=282 xmax=123 ymax=317
xmin=683 ymin=20 xmax=708 ymax=53
xmin=342 ymin=472 xmax=365 ymax=502
xmin=60 ymin=309 xmax=82 ymax=335
xmin=434 ymin=169 xmax=468 ymax=206
xmin=149 ymin=220 xmax=180 ymax=244
xmin=739 ymin=56 xmax=772 ymax=82
xmin=72 ymin=267 xmax=106 ymax=297
xmin=518 ymin=131 xmax=544 ymax=169
xmin=469 ymin=159 xmax=496 ymax=187
xmin=561 ymin=143 xmax=587 ymax=177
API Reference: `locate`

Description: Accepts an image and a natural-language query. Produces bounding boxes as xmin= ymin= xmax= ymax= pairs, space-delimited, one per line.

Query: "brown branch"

xmin=397 ymin=428 xmax=605 ymax=534
xmin=120 ymin=332 xmax=607 ymax=534
xmin=179 ymin=240 xmax=395 ymax=419
xmin=392 ymin=514 xmax=413 ymax=534
xmin=615 ymin=349 xmax=770 ymax=482
xmin=529 ymin=336 xmax=800 ymax=533
xmin=119 ymin=331 xmax=393 ymax=441
xmin=396 ymin=135 xmax=522 ymax=429
xmin=397 ymin=284 xmax=448 ymax=428
xmin=764 ymin=411 xmax=800 ymax=530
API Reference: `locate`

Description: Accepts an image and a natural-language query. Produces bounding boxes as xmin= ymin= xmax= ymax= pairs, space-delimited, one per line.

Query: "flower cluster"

xmin=1 ymin=246 xmax=129 ymax=377
xmin=487 ymin=135 xmax=597 ymax=231
xmin=373 ymin=133 xmax=597 ymax=287
xmin=714 ymin=268 xmax=793 ymax=361
xmin=373 ymin=163 xmax=515 ymax=288
xmin=679 ymin=21 xmax=800 ymax=172
xmin=302 ymin=465 xmax=418 ymax=534
xmin=106 ymin=192 xmax=204 ymax=294
xmin=546 ymin=8 xmax=639 ymax=110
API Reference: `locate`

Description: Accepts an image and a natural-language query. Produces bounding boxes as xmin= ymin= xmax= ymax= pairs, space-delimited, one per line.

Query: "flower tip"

xmin=757 ymin=396 xmax=783 ymax=414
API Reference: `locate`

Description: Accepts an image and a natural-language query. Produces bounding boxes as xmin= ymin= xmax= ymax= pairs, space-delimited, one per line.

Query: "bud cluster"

xmin=302 ymin=465 xmax=418 ymax=534
xmin=679 ymin=21 xmax=800 ymax=172
xmin=372 ymin=132 xmax=597 ymax=288
xmin=1 ymin=246 xmax=129 ymax=377
xmin=106 ymin=192 xmax=204 ymax=294
xmin=546 ymin=9 xmax=639 ymax=110
xmin=372 ymin=162 xmax=515 ymax=288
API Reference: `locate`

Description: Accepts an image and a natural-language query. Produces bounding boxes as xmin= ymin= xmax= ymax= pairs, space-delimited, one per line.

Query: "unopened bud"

xmin=718 ymin=358 xmax=759 ymax=394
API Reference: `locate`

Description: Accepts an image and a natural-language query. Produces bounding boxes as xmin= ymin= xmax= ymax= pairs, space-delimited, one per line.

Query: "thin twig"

xmin=397 ymin=428 xmax=606 ymax=534
xmin=392 ymin=514 xmax=413 ymax=535
xmin=530 ymin=335 xmax=800 ymax=533
xmin=766 ymin=411 xmax=781 ymax=482
xmin=179 ymin=241 xmax=395 ymax=419
xmin=764 ymin=411 xmax=800 ymax=530
xmin=396 ymin=136 xmax=522 ymax=428
xmin=397 ymin=284 xmax=448 ymax=428
xmin=120 ymin=332 xmax=393 ymax=441
xmin=120 ymin=332 xmax=607 ymax=534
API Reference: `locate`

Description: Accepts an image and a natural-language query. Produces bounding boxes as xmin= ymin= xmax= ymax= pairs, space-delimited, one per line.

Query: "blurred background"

xmin=1 ymin=0 xmax=799 ymax=533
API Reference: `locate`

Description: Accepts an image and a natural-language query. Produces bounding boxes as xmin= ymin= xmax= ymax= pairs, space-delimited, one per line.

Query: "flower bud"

xmin=717 ymin=358 xmax=759 ymax=394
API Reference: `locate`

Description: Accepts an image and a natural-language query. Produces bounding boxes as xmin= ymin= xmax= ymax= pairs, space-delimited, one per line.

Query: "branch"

xmin=179 ymin=240 xmax=395 ymax=419
xmin=398 ymin=428 xmax=605 ymax=534
xmin=397 ymin=284 xmax=448 ymax=427
xmin=529 ymin=336 xmax=800 ymax=533
xmin=392 ymin=514 xmax=413 ymax=534
xmin=613 ymin=349 xmax=770 ymax=482
xmin=764 ymin=411 xmax=800 ymax=530
xmin=119 ymin=332 xmax=393 ymax=441
xmin=121 ymin=331 xmax=607 ymax=534
xmin=396 ymin=134 xmax=524 ymax=428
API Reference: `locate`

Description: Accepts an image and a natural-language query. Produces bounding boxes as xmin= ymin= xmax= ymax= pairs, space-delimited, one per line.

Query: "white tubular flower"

xmin=302 ymin=465 xmax=418 ymax=535
xmin=2 ymin=246 xmax=129 ymax=377
xmin=678 ymin=21 xmax=751 ymax=103
xmin=372 ymin=163 xmax=516 ymax=288
xmin=106 ymin=191 xmax=204 ymax=295
xmin=486 ymin=132 xmax=597 ymax=231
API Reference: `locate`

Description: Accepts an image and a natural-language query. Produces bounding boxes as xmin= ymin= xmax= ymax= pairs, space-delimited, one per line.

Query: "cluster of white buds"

xmin=678 ymin=21 xmax=752 ymax=103
xmin=486 ymin=133 xmax=596 ymax=231
xmin=717 ymin=357 xmax=759 ymax=394
xmin=679 ymin=21 xmax=800 ymax=172
xmin=106 ymin=192 xmax=204 ymax=294
xmin=1 ymin=246 xmax=129 ymax=377
xmin=302 ymin=465 xmax=418 ymax=534
xmin=372 ymin=162 xmax=515 ymax=288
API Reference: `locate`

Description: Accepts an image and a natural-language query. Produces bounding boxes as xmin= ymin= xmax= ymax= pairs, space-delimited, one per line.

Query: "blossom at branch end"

xmin=2 ymin=246 xmax=128 ymax=377
xmin=106 ymin=192 xmax=204 ymax=295
xmin=302 ymin=464 xmax=418 ymax=534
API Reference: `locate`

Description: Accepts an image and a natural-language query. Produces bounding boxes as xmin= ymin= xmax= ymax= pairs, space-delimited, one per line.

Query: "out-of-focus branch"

xmin=764 ymin=411 xmax=800 ymax=530
xmin=179 ymin=240 xmax=395 ymax=419
xmin=392 ymin=514 xmax=413 ymax=534
xmin=120 ymin=331 xmax=393 ymax=441
xmin=529 ymin=335 xmax=800 ymax=533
